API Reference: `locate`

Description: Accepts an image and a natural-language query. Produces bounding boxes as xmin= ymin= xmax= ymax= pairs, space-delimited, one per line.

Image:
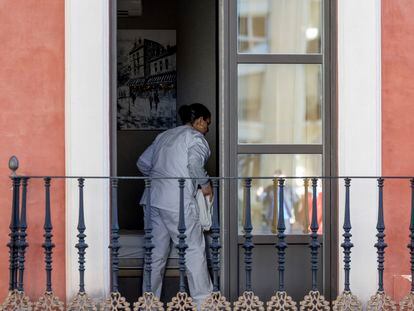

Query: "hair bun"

xmin=178 ymin=105 xmax=192 ymax=124
xmin=178 ymin=103 xmax=211 ymax=125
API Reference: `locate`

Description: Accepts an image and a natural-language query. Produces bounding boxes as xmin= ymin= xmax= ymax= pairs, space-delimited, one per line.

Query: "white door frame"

xmin=65 ymin=0 xmax=111 ymax=300
xmin=337 ymin=0 xmax=382 ymax=302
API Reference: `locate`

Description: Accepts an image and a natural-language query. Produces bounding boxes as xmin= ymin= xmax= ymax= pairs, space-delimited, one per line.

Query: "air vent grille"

xmin=117 ymin=0 xmax=142 ymax=17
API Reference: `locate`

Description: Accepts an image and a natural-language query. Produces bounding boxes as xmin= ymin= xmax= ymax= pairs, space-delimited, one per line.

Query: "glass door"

xmin=223 ymin=0 xmax=336 ymax=302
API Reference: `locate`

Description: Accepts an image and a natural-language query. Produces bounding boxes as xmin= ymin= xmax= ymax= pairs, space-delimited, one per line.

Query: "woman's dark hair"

xmin=178 ymin=103 xmax=211 ymax=124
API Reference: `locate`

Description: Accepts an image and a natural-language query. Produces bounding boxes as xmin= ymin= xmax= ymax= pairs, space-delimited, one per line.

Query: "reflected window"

xmin=238 ymin=0 xmax=322 ymax=54
xmin=238 ymin=64 xmax=322 ymax=144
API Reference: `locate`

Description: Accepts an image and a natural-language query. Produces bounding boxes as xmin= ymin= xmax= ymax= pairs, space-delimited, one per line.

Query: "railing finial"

xmin=9 ymin=156 xmax=19 ymax=176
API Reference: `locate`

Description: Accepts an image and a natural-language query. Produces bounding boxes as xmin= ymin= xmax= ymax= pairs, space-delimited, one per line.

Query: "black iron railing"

xmin=3 ymin=155 xmax=414 ymax=310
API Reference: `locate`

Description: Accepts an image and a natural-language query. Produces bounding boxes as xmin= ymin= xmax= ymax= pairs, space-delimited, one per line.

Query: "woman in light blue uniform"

xmin=137 ymin=103 xmax=213 ymax=306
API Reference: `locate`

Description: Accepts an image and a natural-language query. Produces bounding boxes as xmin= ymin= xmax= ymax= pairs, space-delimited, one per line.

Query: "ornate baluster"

xmin=17 ymin=177 xmax=29 ymax=292
xmin=332 ymin=178 xmax=362 ymax=310
xmin=400 ymin=178 xmax=414 ymax=310
xmin=78 ymin=178 xmax=87 ymax=293
xmin=103 ymin=178 xmax=131 ymax=310
xmin=267 ymin=178 xmax=297 ymax=311
xmin=367 ymin=178 xmax=396 ymax=310
xmin=201 ymin=179 xmax=230 ymax=311
xmin=342 ymin=178 xmax=352 ymax=293
xmin=410 ymin=178 xmax=414 ymax=294
xmin=144 ymin=179 xmax=155 ymax=294
xmin=16 ymin=176 xmax=30 ymax=303
xmin=9 ymin=175 xmax=19 ymax=293
xmin=211 ymin=179 xmax=221 ymax=292
xmin=44 ymin=177 xmax=55 ymax=293
xmin=111 ymin=178 xmax=121 ymax=293
xmin=177 ymin=179 xmax=188 ymax=294
xmin=34 ymin=178 xmax=64 ymax=310
xmin=1 ymin=156 xmax=31 ymax=310
xmin=167 ymin=179 xmax=196 ymax=311
xmin=309 ymin=178 xmax=320 ymax=291
xmin=300 ymin=178 xmax=329 ymax=311
xmin=67 ymin=178 xmax=96 ymax=310
xmin=277 ymin=178 xmax=287 ymax=292
xmin=234 ymin=178 xmax=264 ymax=311
xmin=13 ymin=176 xmax=21 ymax=293
xmin=376 ymin=178 xmax=386 ymax=293
xmin=134 ymin=178 xmax=163 ymax=311
xmin=244 ymin=178 xmax=253 ymax=293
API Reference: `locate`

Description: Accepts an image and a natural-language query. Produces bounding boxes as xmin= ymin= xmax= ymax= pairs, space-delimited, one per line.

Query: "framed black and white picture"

xmin=117 ymin=29 xmax=177 ymax=130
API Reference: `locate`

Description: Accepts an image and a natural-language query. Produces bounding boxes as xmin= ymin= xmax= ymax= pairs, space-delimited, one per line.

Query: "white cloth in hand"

xmin=195 ymin=189 xmax=213 ymax=231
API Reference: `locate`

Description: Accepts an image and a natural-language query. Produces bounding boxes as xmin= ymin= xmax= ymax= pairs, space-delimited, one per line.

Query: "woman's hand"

xmin=201 ymin=183 xmax=213 ymax=198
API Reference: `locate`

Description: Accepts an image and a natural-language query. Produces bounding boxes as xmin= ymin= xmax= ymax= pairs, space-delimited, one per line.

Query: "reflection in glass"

xmin=237 ymin=0 xmax=322 ymax=54
xmin=238 ymin=154 xmax=322 ymax=235
xmin=238 ymin=64 xmax=322 ymax=144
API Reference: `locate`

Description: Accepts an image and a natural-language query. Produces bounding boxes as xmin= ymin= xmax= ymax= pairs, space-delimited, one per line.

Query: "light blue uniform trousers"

xmin=143 ymin=204 xmax=213 ymax=308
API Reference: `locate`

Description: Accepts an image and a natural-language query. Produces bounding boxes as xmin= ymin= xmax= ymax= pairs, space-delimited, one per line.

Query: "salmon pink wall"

xmin=382 ymin=0 xmax=414 ymax=300
xmin=0 ymin=0 xmax=65 ymax=301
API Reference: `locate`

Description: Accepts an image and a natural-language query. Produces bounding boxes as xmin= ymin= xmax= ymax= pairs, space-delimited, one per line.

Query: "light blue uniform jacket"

xmin=137 ymin=125 xmax=210 ymax=212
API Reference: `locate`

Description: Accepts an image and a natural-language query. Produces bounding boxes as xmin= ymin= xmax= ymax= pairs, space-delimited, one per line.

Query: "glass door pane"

xmin=238 ymin=64 xmax=322 ymax=144
xmin=237 ymin=154 xmax=322 ymax=235
xmin=238 ymin=0 xmax=322 ymax=54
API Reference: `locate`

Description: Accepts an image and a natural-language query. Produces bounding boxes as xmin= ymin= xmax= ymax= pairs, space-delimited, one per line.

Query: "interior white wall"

xmin=338 ymin=0 xmax=381 ymax=304
xmin=65 ymin=0 xmax=110 ymax=300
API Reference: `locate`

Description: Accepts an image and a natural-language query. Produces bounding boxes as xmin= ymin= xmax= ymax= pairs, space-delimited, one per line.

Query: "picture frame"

xmin=117 ymin=29 xmax=177 ymax=130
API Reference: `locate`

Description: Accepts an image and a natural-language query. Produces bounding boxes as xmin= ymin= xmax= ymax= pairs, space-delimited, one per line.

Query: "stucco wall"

xmin=0 ymin=0 xmax=65 ymax=300
xmin=382 ymin=0 xmax=414 ymax=300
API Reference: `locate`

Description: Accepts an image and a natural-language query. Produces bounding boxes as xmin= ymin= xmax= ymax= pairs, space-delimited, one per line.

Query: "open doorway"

xmin=112 ymin=0 xmax=337 ymax=304
xmin=113 ymin=0 xmax=218 ymax=302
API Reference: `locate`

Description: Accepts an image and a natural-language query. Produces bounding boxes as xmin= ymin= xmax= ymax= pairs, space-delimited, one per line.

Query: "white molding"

xmin=65 ymin=0 xmax=111 ymax=301
xmin=338 ymin=0 xmax=381 ymax=303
